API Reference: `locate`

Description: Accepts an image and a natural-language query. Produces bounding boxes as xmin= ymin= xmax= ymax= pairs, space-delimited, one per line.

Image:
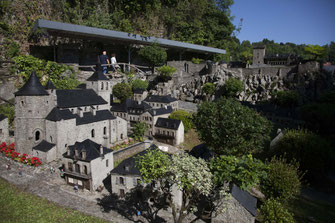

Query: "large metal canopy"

xmin=32 ymin=19 xmax=226 ymax=55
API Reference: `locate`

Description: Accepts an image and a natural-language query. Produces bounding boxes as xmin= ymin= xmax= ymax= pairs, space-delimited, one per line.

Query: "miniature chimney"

xmin=91 ymin=106 xmax=96 ymax=116
xmin=81 ymin=148 xmax=86 ymax=160
xmin=77 ymin=108 xmax=83 ymax=118
xmin=75 ymin=148 xmax=79 ymax=157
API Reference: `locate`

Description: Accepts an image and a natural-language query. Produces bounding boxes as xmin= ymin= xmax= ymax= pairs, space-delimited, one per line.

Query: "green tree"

xmin=169 ymin=110 xmax=193 ymax=132
xmin=272 ymin=129 xmax=333 ymax=179
xmin=272 ymin=90 xmax=299 ymax=108
xmin=261 ymin=157 xmax=302 ymax=202
xmin=132 ymin=122 xmax=148 ymax=141
xmin=222 ymin=77 xmax=244 ymax=97
xmin=0 ymin=100 xmax=14 ymax=127
xmin=259 ymin=198 xmax=295 ymax=223
xmin=131 ymin=79 xmax=148 ymax=90
xmin=112 ymin=82 xmax=133 ymax=103
xmin=210 ymin=154 xmax=267 ymax=190
xmin=156 ymin=65 xmax=176 ymax=82
xmin=202 ymin=82 xmax=216 ymax=101
xmin=194 ymin=97 xmax=272 ymax=156
xmin=304 ymin=44 xmax=327 ymax=61
xmin=240 ymin=50 xmax=252 ymax=65
xmin=138 ymin=43 xmax=167 ymax=74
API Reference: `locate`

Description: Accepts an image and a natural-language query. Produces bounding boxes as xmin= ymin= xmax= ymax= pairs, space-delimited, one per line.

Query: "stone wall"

xmin=113 ymin=140 xmax=152 ymax=162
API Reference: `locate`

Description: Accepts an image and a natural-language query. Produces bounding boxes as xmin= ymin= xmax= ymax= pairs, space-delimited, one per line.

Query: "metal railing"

xmin=78 ymin=63 xmax=148 ymax=75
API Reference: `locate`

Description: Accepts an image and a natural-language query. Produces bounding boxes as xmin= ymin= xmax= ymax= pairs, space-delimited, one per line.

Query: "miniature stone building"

xmin=14 ymin=68 xmax=127 ymax=163
xmin=143 ymin=94 xmax=178 ymax=111
xmin=0 ymin=115 xmax=9 ymax=143
xmin=154 ymin=118 xmax=184 ymax=146
xmin=132 ymin=88 xmax=148 ymax=102
xmin=62 ymin=139 xmax=114 ymax=191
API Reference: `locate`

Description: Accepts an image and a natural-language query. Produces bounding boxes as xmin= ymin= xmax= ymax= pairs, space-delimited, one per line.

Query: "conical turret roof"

xmin=15 ymin=71 xmax=49 ymax=96
xmin=45 ymin=80 xmax=56 ymax=90
xmin=87 ymin=63 xmax=109 ymax=81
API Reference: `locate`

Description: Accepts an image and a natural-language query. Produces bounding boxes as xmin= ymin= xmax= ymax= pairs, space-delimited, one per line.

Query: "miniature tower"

xmin=86 ymin=63 xmax=111 ymax=108
xmin=253 ymin=46 xmax=266 ymax=65
xmin=14 ymin=71 xmax=55 ymax=154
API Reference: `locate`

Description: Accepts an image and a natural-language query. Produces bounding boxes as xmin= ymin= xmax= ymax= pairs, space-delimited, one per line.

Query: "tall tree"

xmin=193 ymin=97 xmax=272 ymax=156
xmin=304 ymin=44 xmax=327 ymax=61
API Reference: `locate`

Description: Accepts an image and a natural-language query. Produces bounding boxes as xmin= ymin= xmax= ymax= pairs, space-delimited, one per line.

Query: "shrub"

xmin=131 ymin=79 xmax=148 ymax=90
xmin=272 ymin=90 xmax=299 ymax=107
xmin=132 ymin=122 xmax=148 ymax=141
xmin=272 ymin=129 xmax=333 ymax=179
xmin=202 ymin=82 xmax=216 ymax=97
xmin=156 ymin=65 xmax=176 ymax=82
xmin=261 ymin=157 xmax=302 ymax=202
xmin=169 ymin=110 xmax=193 ymax=132
xmin=0 ymin=100 xmax=14 ymax=127
xmin=210 ymin=154 xmax=267 ymax=190
xmin=222 ymin=77 xmax=243 ymax=97
xmin=191 ymin=58 xmax=203 ymax=64
xmin=259 ymin=198 xmax=295 ymax=223
xmin=138 ymin=43 xmax=167 ymax=73
xmin=113 ymin=82 xmax=133 ymax=103
xmin=3 ymin=38 xmax=20 ymax=59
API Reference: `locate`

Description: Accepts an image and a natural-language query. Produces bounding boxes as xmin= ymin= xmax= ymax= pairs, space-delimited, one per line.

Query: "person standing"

xmin=99 ymin=50 xmax=110 ymax=74
xmin=110 ymin=53 xmax=118 ymax=73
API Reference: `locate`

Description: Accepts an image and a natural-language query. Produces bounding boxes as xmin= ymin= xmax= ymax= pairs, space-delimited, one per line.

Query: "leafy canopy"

xmin=210 ymin=154 xmax=267 ymax=190
xmin=304 ymin=44 xmax=327 ymax=61
xmin=272 ymin=90 xmax=299 ymax=107
xmin=112 ymin=82 xmax=133 ymax=103
xmin=138 ymin=43 xmax=167 ymax=69
xmin=194 ymin=97 xmax=272 ymax=156
xmin=156 ymin=65 xmax=176 ymax=82
xmin=168 ymin=110 xmax=193 ymax=132
xmin=259 ymin=198 xmax=295 ymax=223
xmin=131 ymin=79 xmax=149 ymax=90
xmin=132 ymin=122 xmax=148 ymax=142
xmin=202 ymin=83 xmax=216 ymax=96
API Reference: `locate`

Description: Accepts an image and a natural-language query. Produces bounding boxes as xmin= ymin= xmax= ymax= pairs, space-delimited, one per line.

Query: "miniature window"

xmin=50 ymin=136 xmax=53 ymax=142
xmin=120 ymin=189 xmax=125 ymax=197
xmin=35 ymin=131 xmax=40 ymax=141
xmin=101 ymin=82 xmax=104 ymax=90
xmin=106 ymin=159 xmax=109 ymax=167
xmin=91 ymin=129 xmax=95 ymax=138
xmin=119 ymin=177 xmax=125 ymax=185
xmin=103 ymin=127 xmax=107 ymax=135
xmin=84 ymin=165 xmax=88 ymax=175
xmin=75 ymin=164 xmax=80 ymax=173
xmin=106 ymin=83 xmax=108 ymax=90
xmin=68 ymin=162 xmax=73 ymax=171
xmin=120 ymin=133 xmax=123 ymax=139
xmin=21 ymin=101 xmax=24 ymax=106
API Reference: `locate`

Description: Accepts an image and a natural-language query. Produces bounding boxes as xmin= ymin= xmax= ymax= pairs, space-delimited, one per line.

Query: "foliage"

xmin=259 ymin=198 xmax=295 ymax=223
xmin=202 ymin=82 xmax=216 ymax=98
xmin=169 ymin=110 xmax=193 ymax=132
xmin=132 ymin=122 xmax=148 ymax=141
xmin=2 ymin=38 xmax=20 ymax=59
xmin=135 ymin=148 xmax=170 ymax=183
xmin=272 ymin=129 xmax=333 ymax=179
xmin=13 ymin=55 xmax=79 ymax=89
xmin=304 ymin=44 xmax=327 ymax=61
xmin=191 ymin=58 xmax=203 ymax=64
xmin=131 ymin=79 xmax=148 ymax=90
xmin=0 ymin=178 xmax=108 ymax=223
xmin=156 ymin=65 xmax=176 ymax=82
xmin=0 ymin=101 xmax=14 ymax=127
xmin=194 ymin=97 xmax=272 ymax=156
xmin=210 ymin=154 xmax=267 ymax=190
xmin=261 ymin=157 xmax=302 ymax=202
xmin=138 ymin=43 xmax=167 ymax=72
xmin=299 ymin=91 xmax=335 ymax=134
xmin=222 ymin=77 xmax=244 ymax=97
xmin=112 ymin=82 xmax=133 ymax=103
xmin=272 ymin=90 xmax=299 ymax=107
xmin=240 ymin=50 xmax=252 ymax=64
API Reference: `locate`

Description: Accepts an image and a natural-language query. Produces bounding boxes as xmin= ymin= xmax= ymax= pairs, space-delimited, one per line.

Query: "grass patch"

xmin=288 ymin=195 xmax=335 ymax=223
xmin=180 ymin=128 xmax=202 ymax=151
xmin=0 ymin=178 xmax=109 ymax=223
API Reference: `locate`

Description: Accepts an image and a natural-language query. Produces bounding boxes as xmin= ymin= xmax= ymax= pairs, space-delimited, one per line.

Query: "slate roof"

xmin=230 ymin=184 xmax=257 ymax=216
xmin=76 ymin=110 xmax=116 ymax=125
xmin=133 ymin=88 xmax=146 ymax=94
xmin=155 ymin=118 xmax=181 ymax=130
xmin=144 ymin=95 xmax=178 ymax=103
xmin=45 ymin=80 xmax=56 ymax=90
xmin=15 ymin=71 xmax=49 ymax=96
xmin=111 ymin=99 xmax=151 ymax=113
xmin=63 ymin=139 xmax=112 ymax=162
xmin=148 ymin=106 xmax=173 ymax=116
xmin=0 ymin=114 xmax=7 ymax=122
xmin=87 ymin=63 xmax=109 ymax=81
xmin=56 ymin=89 xmax=107 ymax=108
xmin=110 ymin=145 xmax=159 ymax=176
xmin=33 ymin=140 xmax=56 ymax=152
xmin=46 ymin=108 xmax=116 ymax=124
xmin=45 ymin=108 xmax=76 ymax=121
